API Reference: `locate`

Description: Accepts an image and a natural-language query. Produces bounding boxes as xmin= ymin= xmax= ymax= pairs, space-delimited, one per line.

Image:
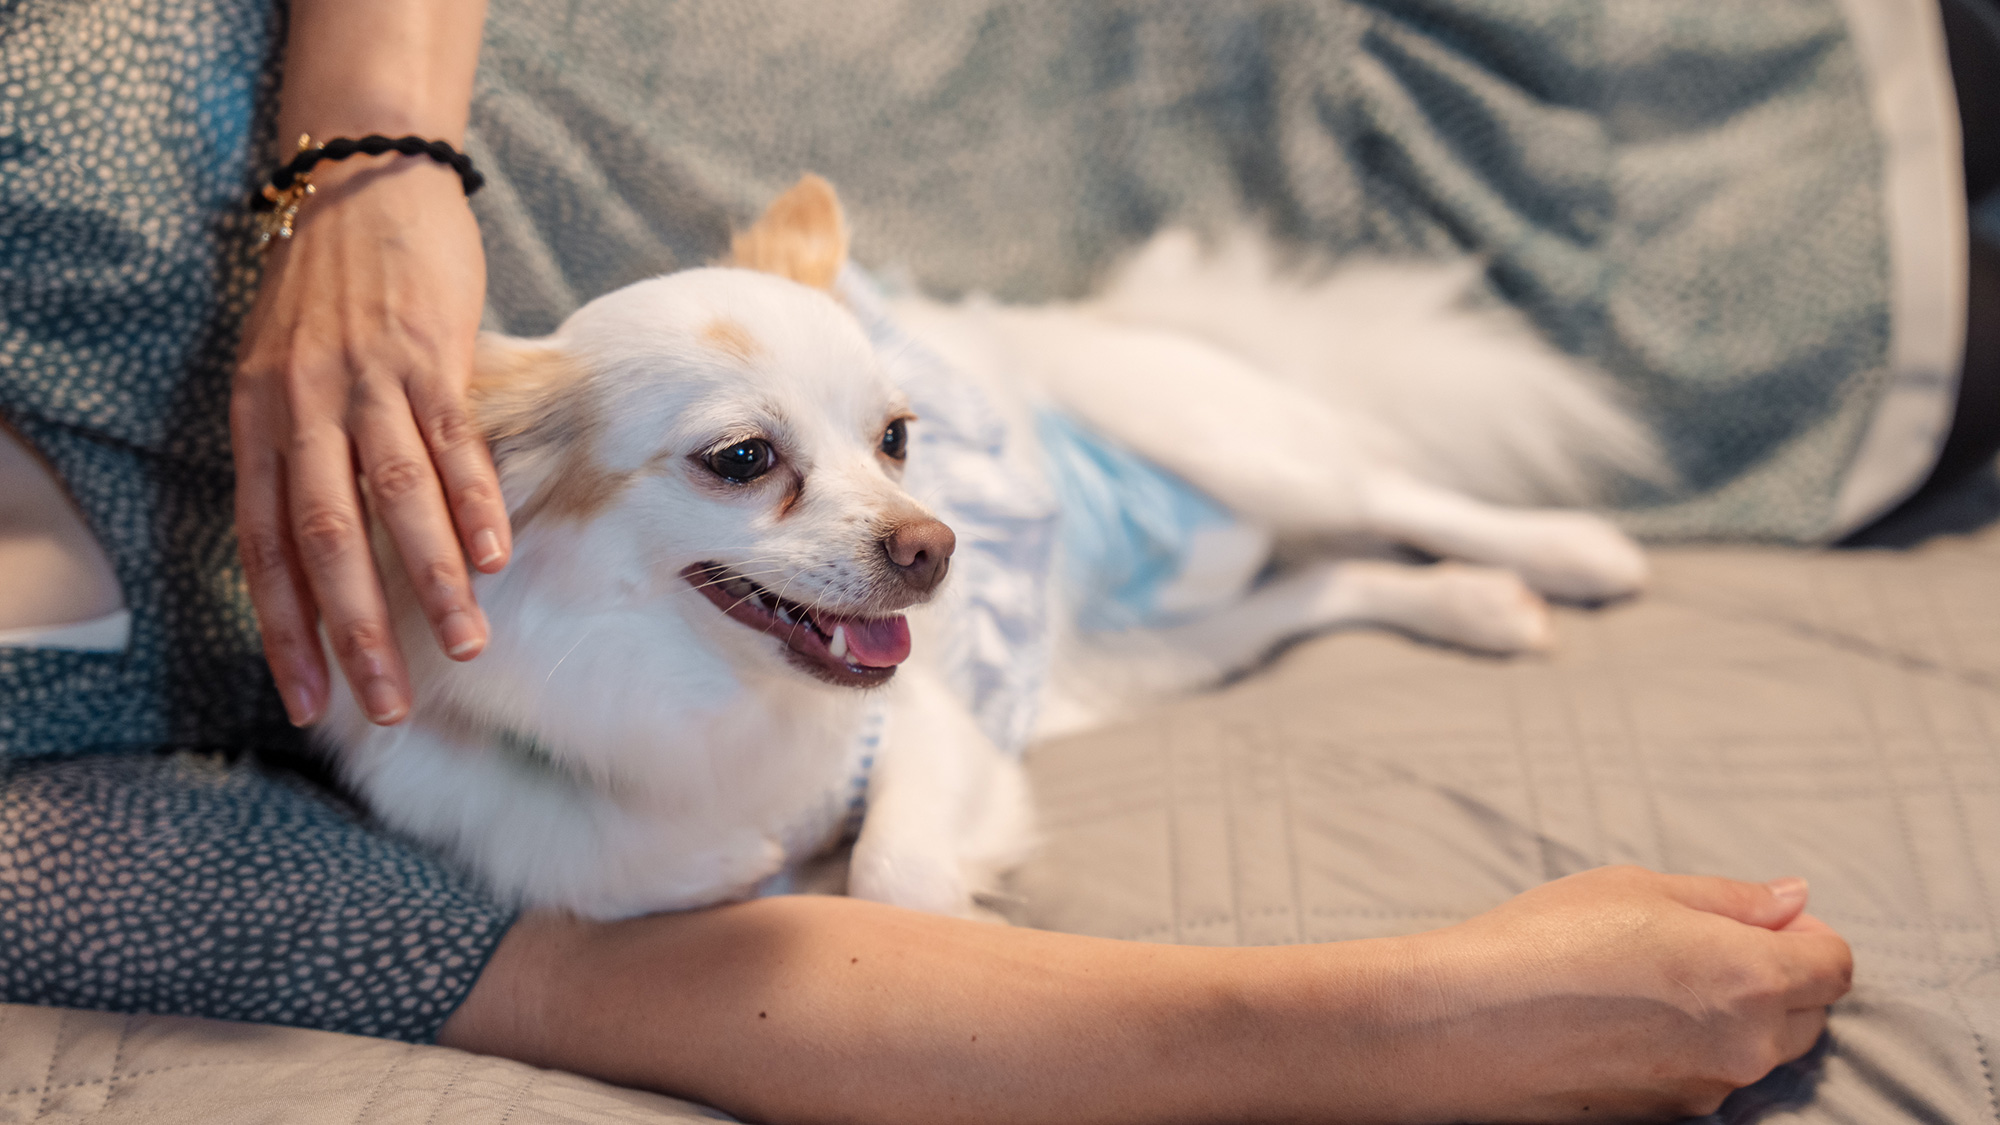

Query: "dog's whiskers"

xmin=769 ymin=560 xmax=839 ymax=643
xmin=677 ymin=557 xmax=798 ymax=591
xmin=681 ymin=566 xmax=808 ymax=606
xmin=680 ymin=558 xmax=846 ymax=628
xmin=683 ymin=565 xmax=795 ymax=593
xmin=543 ymin=627 xmax=595 ymax=688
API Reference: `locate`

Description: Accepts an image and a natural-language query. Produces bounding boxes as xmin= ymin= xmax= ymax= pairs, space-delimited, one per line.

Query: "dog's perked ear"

xmin=469 ymin=333 xmax=629 ymax=531
xmin=726 ymin=173 xmax=850 ymax=291
xmin=469 ymin=333 xmax=588 ymax=445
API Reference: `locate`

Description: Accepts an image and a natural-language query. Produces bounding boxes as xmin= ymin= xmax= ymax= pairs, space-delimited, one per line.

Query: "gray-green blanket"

xmin=468 ymin=0 xmax=1961 ymax=543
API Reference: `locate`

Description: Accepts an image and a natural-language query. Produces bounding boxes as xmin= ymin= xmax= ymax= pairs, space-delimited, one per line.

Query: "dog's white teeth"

xmin=774 ymin=604 xmax=795 ymax=626
xmin=829 ymin=625 xmax=848 ymax=663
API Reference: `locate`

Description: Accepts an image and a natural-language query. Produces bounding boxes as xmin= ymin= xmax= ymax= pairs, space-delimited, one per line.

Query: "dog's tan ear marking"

xmin=700 ymin=317 xmax=762 ymax=363
xmin=726 ymin=173 xmax=849 ymax=291
xmin=470 ymin=334 xmax=589 ymax=443
xmin=470 ymin=334 xmax=628 ymax=532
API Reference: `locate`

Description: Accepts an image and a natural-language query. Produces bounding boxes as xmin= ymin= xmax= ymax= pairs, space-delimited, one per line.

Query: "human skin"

xmin=231 ymin=0 xmax=501 ymax=728
xmin=0 ymin=419 xmax=123 ymax=631
xmin=438 ymin=867 xmax=1851 ymax=1124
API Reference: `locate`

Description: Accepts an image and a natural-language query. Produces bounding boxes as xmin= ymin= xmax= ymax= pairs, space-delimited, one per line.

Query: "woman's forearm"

xmin=441 ymin=895 xmax=1422 ymax=1125
xmin=277 ymin=0 xmax=488 ymax=143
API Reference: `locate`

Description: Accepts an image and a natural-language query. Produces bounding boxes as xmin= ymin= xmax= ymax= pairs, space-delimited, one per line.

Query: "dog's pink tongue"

xmin=827 ymin=614 xmax=911 ymax=668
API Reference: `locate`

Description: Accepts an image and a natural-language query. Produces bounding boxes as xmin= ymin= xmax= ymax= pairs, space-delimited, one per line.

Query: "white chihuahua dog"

xmin=317 ymin=176 xmax=1656 ymax=921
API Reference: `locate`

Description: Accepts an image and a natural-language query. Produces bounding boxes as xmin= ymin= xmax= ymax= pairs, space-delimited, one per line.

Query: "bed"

xmin=8 ymin=468 xmax=1998 ymax=1123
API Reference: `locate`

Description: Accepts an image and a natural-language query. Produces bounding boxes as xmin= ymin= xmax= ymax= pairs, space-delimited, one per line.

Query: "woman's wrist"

xmin=260 ymin=153 xmax=471 ymax=252
xmin=275 ymin=0 xmax=488 ymax=147
xmin=277 ymin=107 xmax=470 ymax=148
xmin=1214 ymin=934 xmax=1462 ymax=1123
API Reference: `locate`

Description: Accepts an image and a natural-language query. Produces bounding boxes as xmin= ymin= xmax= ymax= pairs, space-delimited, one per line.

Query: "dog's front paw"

xmin=848 ymin=840 xmax=974 ymax=918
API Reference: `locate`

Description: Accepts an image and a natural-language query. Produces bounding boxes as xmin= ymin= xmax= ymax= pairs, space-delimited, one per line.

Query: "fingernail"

xmin=364 ymin=677 xmax=408 ymax=724
xmin=474 ymin=529 xmax=505 ymax=570
xmin=443 ymin=610 xmax=485 ymax=659
xmin=1766 ymin=876 xmax=1809 ymax=909
xmin=284 ymin=684 xmax=320 ymax=727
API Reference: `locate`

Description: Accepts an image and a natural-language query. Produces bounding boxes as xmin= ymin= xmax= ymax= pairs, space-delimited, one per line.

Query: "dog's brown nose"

xmin=882 ymin=518 xmax=955 ymax=593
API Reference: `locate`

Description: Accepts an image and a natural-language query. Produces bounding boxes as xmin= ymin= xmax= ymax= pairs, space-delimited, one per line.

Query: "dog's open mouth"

xmin=683 ymin=563 xmax=910 ymax=688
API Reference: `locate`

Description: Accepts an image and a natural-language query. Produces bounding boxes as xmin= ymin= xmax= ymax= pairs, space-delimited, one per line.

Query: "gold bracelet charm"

xmin=256 ymin=134 xmax=320 ymax=247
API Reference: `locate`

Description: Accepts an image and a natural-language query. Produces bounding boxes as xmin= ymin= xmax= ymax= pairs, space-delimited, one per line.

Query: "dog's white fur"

xmin=318 ymin=176 xmax=1658 ymax=921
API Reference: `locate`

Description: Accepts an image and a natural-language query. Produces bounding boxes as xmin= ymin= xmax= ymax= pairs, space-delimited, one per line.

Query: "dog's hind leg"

xmin=993 ymin=308 xmax=1646 ymax=603
xmin=1194 ymin=557 xmax=1550 ymax=657
xmin=1076 ymin=559 xmax=1552 ymax=698
xmin=1354 ymin=472 xmax=1647 ymax=603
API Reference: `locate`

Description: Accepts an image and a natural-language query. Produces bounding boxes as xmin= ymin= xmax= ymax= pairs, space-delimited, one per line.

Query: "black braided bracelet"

xmin=249 ymin=133 xmax=485 ymax=244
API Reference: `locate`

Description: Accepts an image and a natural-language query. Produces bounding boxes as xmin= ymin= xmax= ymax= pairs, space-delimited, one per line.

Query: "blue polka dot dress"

xmin=0 ymin=0 xmax=515 ymax=1043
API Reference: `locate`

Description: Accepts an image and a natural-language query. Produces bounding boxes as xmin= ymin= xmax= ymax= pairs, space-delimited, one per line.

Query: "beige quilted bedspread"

xmin=6 ymin=505 xmax=1999 ymax=1123
xmin=0 ymin=1004 xmax=726 ymax=1123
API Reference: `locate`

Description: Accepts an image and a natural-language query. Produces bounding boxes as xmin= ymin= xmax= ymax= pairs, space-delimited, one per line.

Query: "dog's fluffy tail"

xmin=1092 ymin=230 xmax=1668 ymax=508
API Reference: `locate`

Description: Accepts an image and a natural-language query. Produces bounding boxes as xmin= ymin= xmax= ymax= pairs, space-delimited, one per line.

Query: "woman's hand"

xmin=232 ymin=155 xmax=508 ymax=726
xmin=1399 ymin=865 xmax=1854 ymax=1122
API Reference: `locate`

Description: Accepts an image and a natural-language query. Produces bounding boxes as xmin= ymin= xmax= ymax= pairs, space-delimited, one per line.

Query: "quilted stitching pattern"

xmin=0 ymin=1006 xmax=730 ymax=1124
xmin=1018 ymin=513 xmax=2000 ymax=1123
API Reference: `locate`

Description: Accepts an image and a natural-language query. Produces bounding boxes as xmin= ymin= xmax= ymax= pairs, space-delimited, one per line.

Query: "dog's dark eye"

xmin=705 ymin=439 xmax=774 ymax=483
xmin=880 ymin=418 xmax=908 ymax=462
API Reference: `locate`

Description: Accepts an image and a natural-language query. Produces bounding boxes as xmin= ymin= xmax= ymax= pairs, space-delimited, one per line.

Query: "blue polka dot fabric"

xmin=0 ymin=0 xmax=285 ymax=754
xmin=0 ymin=0 xmax=515 ymax=1043
xmin=0 ymin=752 xmax=512 ymax=1041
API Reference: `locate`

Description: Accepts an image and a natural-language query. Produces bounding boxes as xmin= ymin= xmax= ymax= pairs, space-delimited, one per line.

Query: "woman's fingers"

xmin=1648 ymin=874 xmax=1851 ymax=1009
xmin=245 ymin=368 xmax=495 ymax=727
xmin=412 ymin=377 xmax=511 ymax=573
xmin=1777 ymin=1006 xmax=1830 ymax=1065
xmin=287 ymin=413 xmax=412 ymax=724
xmin=1775 ymin=920 xmax=1855 ymax=1008
xmin=350 ymin=382 xmax=490 ymax=662
xmin=1658 ymin=872 xmax=1809 ymax=930
xmin=231 ymin=404 xmax=329 ymax=726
